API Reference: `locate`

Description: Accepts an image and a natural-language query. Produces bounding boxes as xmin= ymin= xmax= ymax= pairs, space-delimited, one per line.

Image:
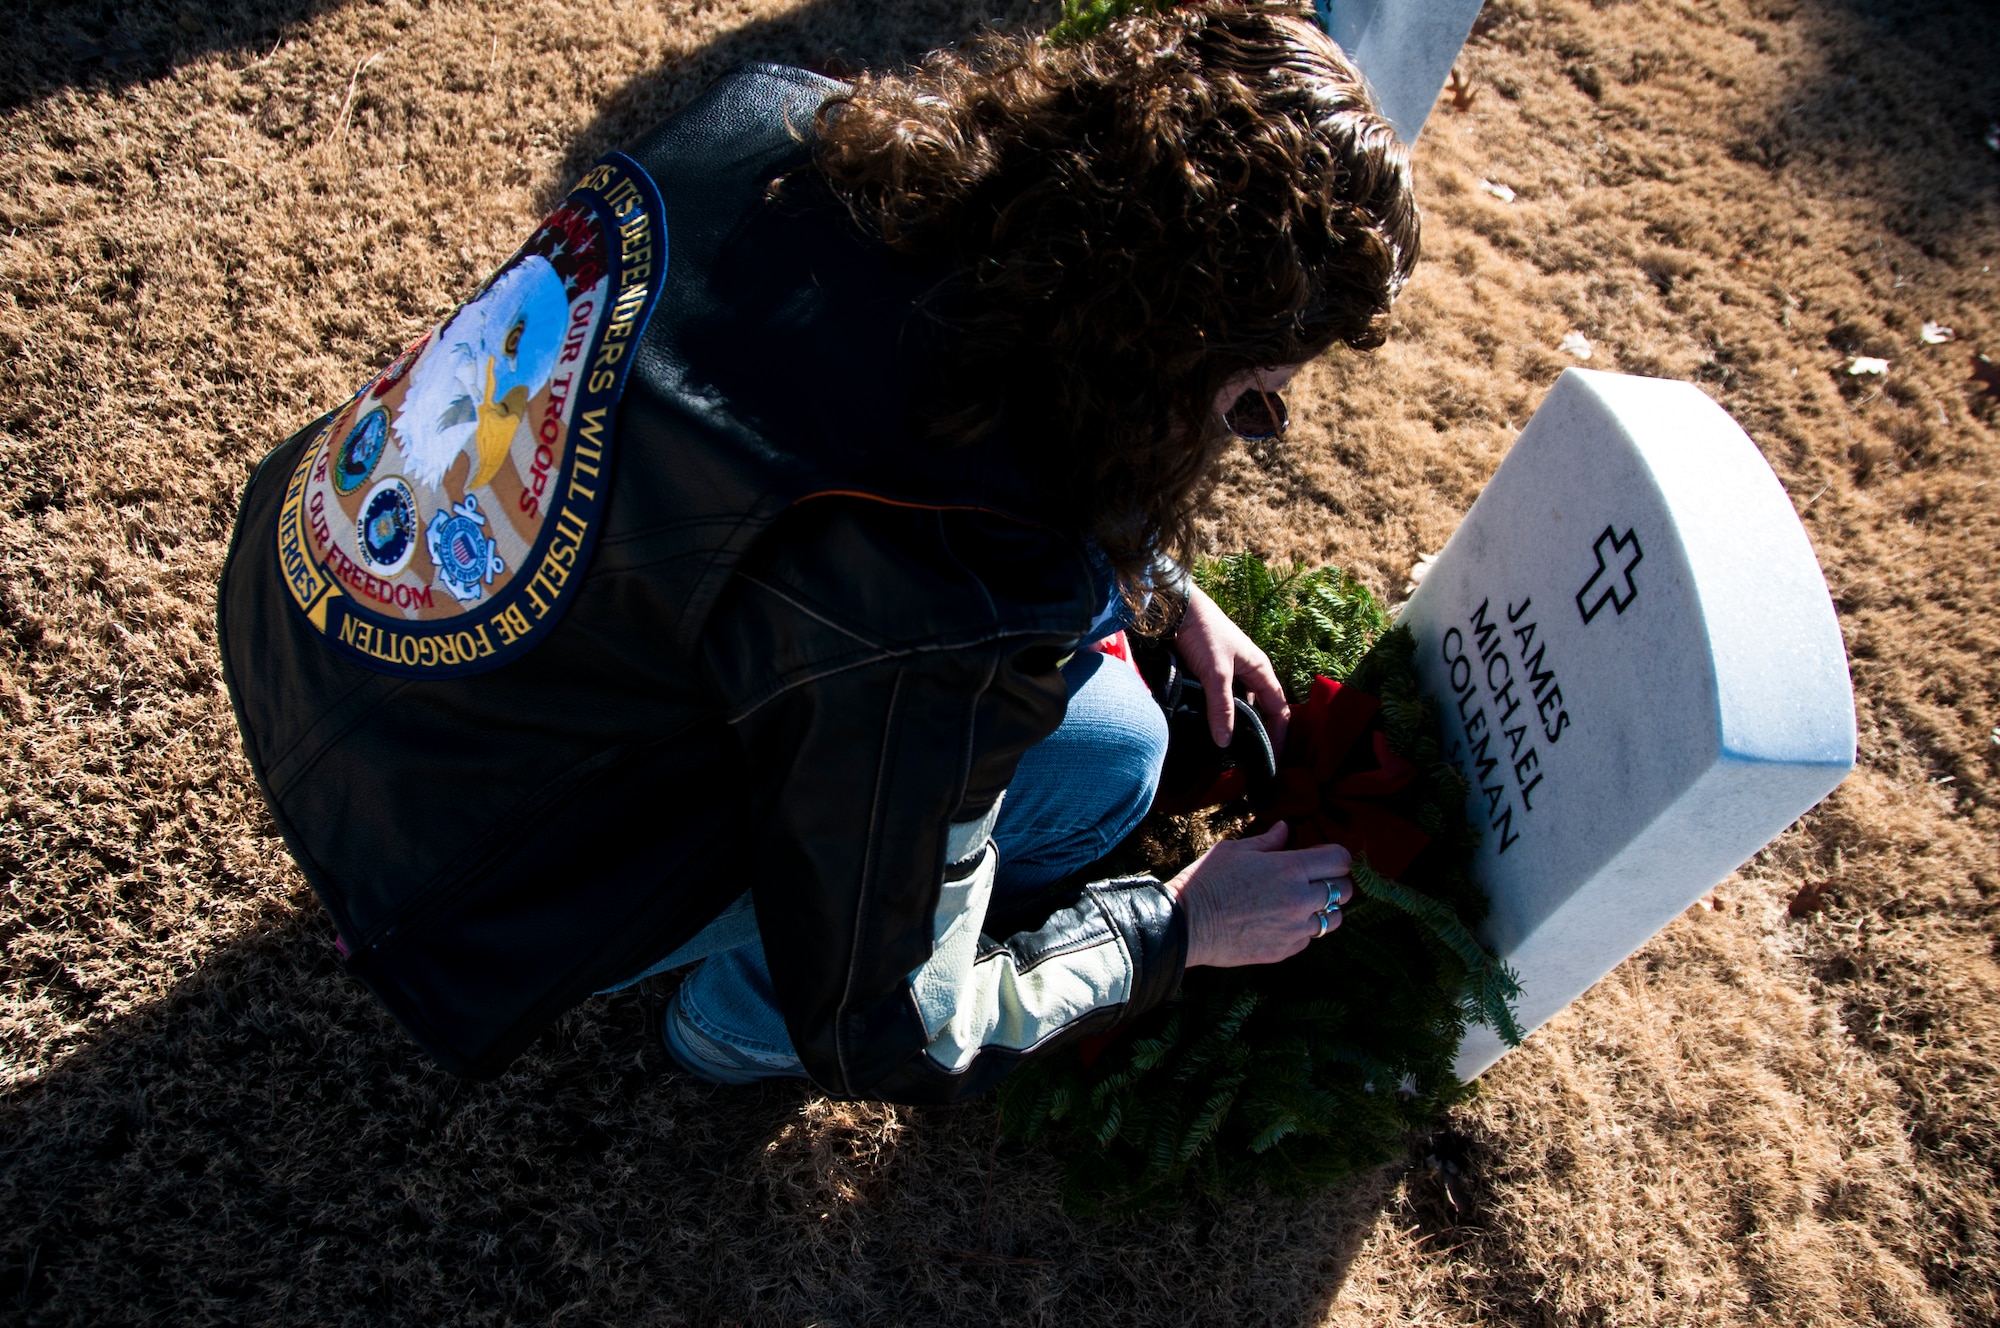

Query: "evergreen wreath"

xmin=998 ymin=555 xmax=1523 ymax=1213
xmin=1048 ymin=0 xmax=1178 ymax=45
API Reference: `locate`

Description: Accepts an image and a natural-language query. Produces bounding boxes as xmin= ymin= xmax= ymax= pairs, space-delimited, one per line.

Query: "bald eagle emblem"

xmin=394 ymin=255 xmax=570 ymax=491
xmin=275 ymin=152 xmax=663 ymax=677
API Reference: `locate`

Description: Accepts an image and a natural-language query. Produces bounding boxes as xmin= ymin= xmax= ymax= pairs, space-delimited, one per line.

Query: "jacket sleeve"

xmin=698 ymin=502 xmax=1188 ymax=1103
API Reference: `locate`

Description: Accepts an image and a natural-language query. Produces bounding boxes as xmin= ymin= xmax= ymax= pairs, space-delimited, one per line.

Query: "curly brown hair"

xmin=805 ymin=1 xmax=1419 ymax=618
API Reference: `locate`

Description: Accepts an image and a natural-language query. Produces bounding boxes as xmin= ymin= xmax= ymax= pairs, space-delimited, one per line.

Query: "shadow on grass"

xmin=5 ymin=0 xmax=346 ymax=109
xmin=1496 ymin=0 xmax=2000 ymax=271
xmin=535 ymin=0 xmax=1048 ymax=215
xmin=1726 ymin=0 xmax=2000 ymax=266
xmin=0 ymin=915 xmax=1418 ymax=1325
xmin=0 ymin=2 xmax=1600 ymax=1322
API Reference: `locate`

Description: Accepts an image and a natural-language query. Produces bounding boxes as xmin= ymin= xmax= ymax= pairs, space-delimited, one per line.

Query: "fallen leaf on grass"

xmin=1788 ymin=882 xmax=1826 ymax=917
xmin=1479 ymin=179 xmax=1516 ymax=203
xmin=1921 ymin=321 xmax=1955 ymax=344
xmin=1847 ymin=356 xmax=1889 ymax=375
xmin=1404 ymin=551 xmax=1438 ymax=595
xmin=1559 ymin=331 xmax=1593 ymax=359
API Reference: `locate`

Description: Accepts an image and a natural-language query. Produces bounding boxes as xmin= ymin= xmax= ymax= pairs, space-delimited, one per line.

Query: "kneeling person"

xmin=218 ymin=3 xmax=1417 ymax=1100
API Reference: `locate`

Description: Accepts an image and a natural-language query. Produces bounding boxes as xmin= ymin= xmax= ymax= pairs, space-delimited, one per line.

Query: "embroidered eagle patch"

xmin=273 ymin=153 xmax=666 ymax=677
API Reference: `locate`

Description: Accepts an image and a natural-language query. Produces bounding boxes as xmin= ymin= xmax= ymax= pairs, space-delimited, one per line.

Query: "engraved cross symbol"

xmin=1576 ymin=525 xmax=1643 ymax=624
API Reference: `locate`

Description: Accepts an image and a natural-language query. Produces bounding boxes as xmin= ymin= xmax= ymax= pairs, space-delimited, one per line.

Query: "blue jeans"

xmin=621 ymin=647 xmax=1168 ymax=1067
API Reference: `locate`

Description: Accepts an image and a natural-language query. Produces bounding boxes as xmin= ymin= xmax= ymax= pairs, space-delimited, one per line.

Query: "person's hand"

xmin=1165 ymin=822 xmax=1352 ymax=968
xmin=1173 ymin=583 xmax=1291 ymax=752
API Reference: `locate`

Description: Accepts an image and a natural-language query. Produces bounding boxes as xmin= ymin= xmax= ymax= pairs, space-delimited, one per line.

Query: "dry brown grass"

xmin=3 ymin=0 xmax=1997 ymax=1323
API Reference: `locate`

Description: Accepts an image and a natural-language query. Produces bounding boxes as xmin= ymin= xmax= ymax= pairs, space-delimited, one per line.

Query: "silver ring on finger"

xmin=1314 ymin=909 xmax=1336 ymax=940
xmin=1310 ymin=877 xmax=1344 ymax=913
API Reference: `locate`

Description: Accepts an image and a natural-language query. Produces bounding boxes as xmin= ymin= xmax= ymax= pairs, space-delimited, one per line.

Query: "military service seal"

xmin=271 ymin=153 xmax=667 ymax=677
xmin=356 ymin=476 xmax=418 ymax=577
xmin=333 ymin=409 xmax=388 ymax=495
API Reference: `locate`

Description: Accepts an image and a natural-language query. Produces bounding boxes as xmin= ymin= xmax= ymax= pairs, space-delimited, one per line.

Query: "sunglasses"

xmin=1223 ymin=387 xmax=1290 ymax=441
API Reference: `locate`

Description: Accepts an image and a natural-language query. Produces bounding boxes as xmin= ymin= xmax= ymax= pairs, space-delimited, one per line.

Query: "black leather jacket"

xmin=218 ymin=65 xmax=1187 ymax=1098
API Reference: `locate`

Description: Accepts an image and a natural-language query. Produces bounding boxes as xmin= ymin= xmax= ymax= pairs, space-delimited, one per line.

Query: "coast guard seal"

xmin=271 ymin=153 xmax=667 ymax=677
xmin=426 ymin=494 xmax=504 ymax=604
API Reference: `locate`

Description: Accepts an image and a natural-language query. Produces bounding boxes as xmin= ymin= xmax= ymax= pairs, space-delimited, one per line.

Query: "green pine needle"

xmin=1193 ymin=554 xmax=1391 ymax=702
xmin=998 ymin=553 xmax=1521 ymax=1211
xmin=1047 ymin=0 xmax=1174 ymax=45
xmin=1350 ymin=858 xmax=1525 ymax=1048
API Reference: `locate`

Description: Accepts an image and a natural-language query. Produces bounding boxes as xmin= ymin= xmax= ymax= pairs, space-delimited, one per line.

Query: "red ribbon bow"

xmin=1248 ymin=677 xmax=1431 ymax=880
xmin=1076 ymin=677 xmax=1432 ymax=1067
xmin=1158 ymin=676 xmax=1432 ymax=879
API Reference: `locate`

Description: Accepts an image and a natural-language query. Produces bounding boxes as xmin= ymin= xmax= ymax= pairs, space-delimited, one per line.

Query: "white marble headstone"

xmin=1316 ymin=0 xmax=1487 ymax=144
xmin=1394 ymin=369 xmax=1856 ymax=1080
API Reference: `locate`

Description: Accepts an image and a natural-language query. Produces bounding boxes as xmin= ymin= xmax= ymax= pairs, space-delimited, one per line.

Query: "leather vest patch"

xmin=273 ymin=152 xmax=666 ymax=676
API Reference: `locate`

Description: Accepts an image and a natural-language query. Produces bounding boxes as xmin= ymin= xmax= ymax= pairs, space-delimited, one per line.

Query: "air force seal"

xmin=270 ymin=152 xmax=667 ymax=677
xmin=356 ymin=476 xmax=418 ymax=577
